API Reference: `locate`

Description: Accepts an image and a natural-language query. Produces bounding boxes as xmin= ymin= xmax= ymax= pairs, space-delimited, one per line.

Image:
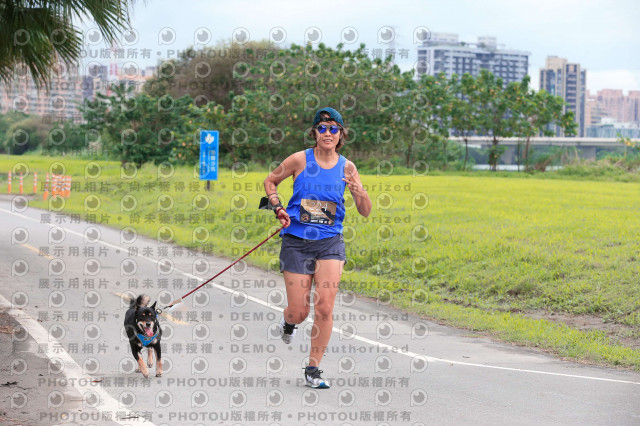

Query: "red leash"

xmin=162 ymin=224 xmax=285 ymax=311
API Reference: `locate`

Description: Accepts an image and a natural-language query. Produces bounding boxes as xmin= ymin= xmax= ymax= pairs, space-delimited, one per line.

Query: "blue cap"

xmin=313 ymin=107 xmax=344 ymax=127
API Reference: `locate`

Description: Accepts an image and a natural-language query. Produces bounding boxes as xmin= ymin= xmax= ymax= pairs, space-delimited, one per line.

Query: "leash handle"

xmin=162 ymin=224 xmax=285 ymax=310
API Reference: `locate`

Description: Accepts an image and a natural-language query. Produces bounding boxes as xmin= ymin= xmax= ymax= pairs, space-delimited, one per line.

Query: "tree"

xmin=144 ymin=40 xmax=276 ymax=112
xmin=0 ymin=0 xmax=137 ymax=89
xmin=0 ymin=111 xmax=29 ymax=153
xmin=42 ymin=120 xmax=87 ymax=155
xmin=449 ymin=73 xmax=481 ymax=170
xmin=81 ymin=83 xmax=192 ymax=166
xmin=513 ymin=76 xmax=577 ymax=171
xmin=173 ymin=102 xmax=226 ymax=165
xmin=400 ymin=73 xmax=452 ymax=168
xmin=2 ymin=115 xmax=49 ymax=154
xmin=475 ymin=70 xmax=519 ymax=171
xmin=192 ymin=42 xmax=417 ymax=165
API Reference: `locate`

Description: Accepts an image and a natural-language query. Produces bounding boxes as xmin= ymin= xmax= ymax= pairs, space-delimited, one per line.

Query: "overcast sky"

xmin=78 ymin=0 xmax=640 ymax=93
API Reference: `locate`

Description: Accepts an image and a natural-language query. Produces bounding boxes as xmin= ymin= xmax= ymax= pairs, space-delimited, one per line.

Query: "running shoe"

xmin=303 ymin=367 xmax=330 ymax=389
xmin=279 ymin=316 xmax=297 ymax=344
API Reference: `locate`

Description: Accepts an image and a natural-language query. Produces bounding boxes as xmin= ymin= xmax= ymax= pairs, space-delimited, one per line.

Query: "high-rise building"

xmin=597 ymin=89 xmax=626 ymax=122
xmin=539 ymin=56 xmax=587 ymax=137
xmin=585 ymin=89 xmax=640 ymax=124
xmin=0 ymin=63 xmax=86 ymax=122
xmin=585 ymin=91 xmax=605 ymax=128
xmin=585 ymin=89 xmax=640 ymax=138
xmin=416 ymin=33 xmax=530 ymax=85
xmin=1 ymin=62 xmax=156 ymax=122
xmin=628 ymin=91 xmax=640 ymax=123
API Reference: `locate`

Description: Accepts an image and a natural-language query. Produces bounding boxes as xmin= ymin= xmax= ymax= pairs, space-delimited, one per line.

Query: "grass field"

xmin=2 ymin=154 xmax=640 ymax=369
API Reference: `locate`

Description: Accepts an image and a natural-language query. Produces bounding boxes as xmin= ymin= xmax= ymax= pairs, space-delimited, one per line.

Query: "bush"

xmin=2 ymin=116 xmax=50 ymax=155
xmin=557 ymin=159 xmax=640 ymax=181
xmin=533 ymin=153 xmax=554 ymax=171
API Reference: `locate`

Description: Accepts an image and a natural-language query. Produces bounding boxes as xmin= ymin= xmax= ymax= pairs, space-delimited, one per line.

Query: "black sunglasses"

xmin=315 ymin=124 xmax=342 ymax=134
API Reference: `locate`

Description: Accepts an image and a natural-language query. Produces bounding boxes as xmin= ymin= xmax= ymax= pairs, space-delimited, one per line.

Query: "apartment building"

xmin=416 ymin=33 xmax=530 ymax=85
xmin=539 ymin=56 xmax=587 ymax=137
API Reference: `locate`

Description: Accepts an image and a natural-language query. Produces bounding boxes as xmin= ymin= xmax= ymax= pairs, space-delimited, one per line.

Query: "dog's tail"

xmin=129 ymin=294 xmax=150 ymax=309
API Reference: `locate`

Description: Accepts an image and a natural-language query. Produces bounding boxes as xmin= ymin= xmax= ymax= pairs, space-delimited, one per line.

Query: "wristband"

xmin=259 ymin=196 xmax=285 ymax=215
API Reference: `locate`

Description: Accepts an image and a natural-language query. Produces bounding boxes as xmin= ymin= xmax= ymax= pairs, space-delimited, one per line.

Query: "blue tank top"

xmin=280 ymin=148 xmax=347 ymax=240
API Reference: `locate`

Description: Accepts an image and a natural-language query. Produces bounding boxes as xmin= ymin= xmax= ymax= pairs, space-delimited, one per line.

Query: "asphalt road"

xmin=0 ymin=196 xmax=639 ymax=426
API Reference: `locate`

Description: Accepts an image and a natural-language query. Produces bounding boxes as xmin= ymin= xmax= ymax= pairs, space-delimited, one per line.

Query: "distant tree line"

xmin=3 ymin=42 xmax=577 ymax=171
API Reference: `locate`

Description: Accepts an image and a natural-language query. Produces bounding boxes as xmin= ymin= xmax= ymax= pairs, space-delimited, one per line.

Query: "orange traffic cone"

xmin=43 ymin=173 xmax=50 ymax=201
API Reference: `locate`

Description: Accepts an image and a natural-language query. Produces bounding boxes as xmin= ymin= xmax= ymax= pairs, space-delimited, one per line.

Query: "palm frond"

xmin=0 ymin=0 xmax=139 ymax=90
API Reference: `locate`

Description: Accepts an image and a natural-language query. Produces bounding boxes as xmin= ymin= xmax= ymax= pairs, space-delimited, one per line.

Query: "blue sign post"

xmin=199 ymin=130 xmax=219 ymax=182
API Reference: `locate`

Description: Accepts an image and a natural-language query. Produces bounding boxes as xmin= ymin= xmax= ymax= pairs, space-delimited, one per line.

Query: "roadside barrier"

xmin=43 ymin=173 xmax=50 ymax=200
xmin=3 ymin=171 xmax=71 ymax=199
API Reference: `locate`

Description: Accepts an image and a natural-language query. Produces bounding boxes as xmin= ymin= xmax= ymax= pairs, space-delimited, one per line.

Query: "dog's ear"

xmin=150 ymin=301 xmax=157 ymax=311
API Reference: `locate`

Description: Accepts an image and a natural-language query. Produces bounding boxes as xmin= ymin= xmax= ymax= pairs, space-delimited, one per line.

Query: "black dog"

xmin=124 ymin=294 xmax=162 ymax=378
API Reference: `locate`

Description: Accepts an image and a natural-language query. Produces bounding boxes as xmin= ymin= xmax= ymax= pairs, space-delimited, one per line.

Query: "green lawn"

xmin=2 ymin=154 xmax=639 ymax=369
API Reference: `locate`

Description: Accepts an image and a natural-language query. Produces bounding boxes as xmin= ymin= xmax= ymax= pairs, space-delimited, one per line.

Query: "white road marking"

xmin=0 ymin=293 xmax=157 ymax=426
xmin=2 ymin=206 xmax=640 ymax=386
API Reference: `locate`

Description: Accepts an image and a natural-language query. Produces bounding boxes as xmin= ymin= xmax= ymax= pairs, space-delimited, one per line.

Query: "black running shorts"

xmin=279 ymin=234 xmax=346 ymax=274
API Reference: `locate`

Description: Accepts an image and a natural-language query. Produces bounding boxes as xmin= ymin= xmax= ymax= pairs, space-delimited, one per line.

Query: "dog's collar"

xmin=137 ymin=331 xmax=158 ymax=346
